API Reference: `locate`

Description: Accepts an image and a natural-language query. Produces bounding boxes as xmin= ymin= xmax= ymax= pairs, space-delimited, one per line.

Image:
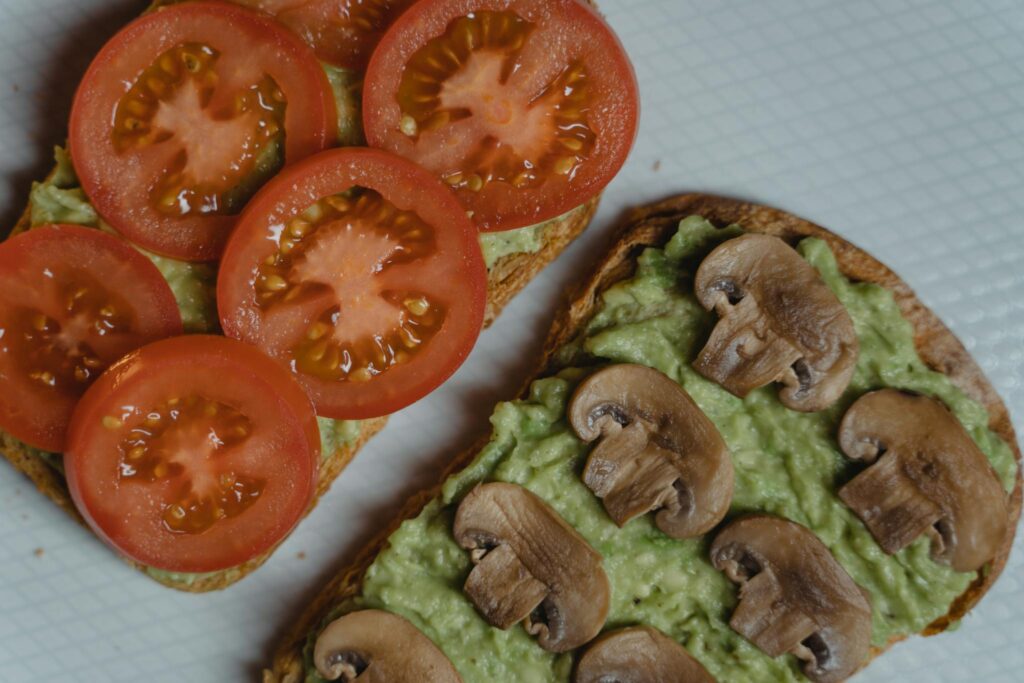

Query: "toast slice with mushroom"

xmin=266 ymin=193 xmax=1020 ymax=682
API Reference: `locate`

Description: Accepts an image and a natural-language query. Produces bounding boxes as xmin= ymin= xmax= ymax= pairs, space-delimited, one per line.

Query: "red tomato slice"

xmin=0 ymin=225 xmax=182 ymax=452
xmin=65 ymin=335 xmax=320 ymax=573
xmin=234 ymin=0 xmax=417 ymax=70
xmin=363 ymin=0 xmax=639 ymax=232
xmin=69 ymin=1 xmax=337 ymax=262
xmin=218 ymin=147 xmax=486 ymax=419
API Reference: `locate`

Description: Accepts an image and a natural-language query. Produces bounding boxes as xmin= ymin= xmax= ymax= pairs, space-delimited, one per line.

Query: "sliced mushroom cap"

xmin=312 ymin=610 xmax=461 ymax=682
xmin=710 ymin=516 xmax=871 ymax=683
xmin=693 ymin=234 xmax=858 ymax=412
xmin=838 ymin=389 xmax=1009 ymax=572
xmin=453 ymin=482 xmax=610 ymax=652
xmin=574 ymin=626 xmax=717 ymax=683
xmin=568 ymin=364 xmax=734 ymax=538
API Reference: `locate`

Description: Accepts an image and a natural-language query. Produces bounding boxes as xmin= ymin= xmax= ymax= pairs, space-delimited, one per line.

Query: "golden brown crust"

xmin=483 ymin=197 xmax=600 ymax=326
xmin=265 ymin=193 xmax=1022 ymax=681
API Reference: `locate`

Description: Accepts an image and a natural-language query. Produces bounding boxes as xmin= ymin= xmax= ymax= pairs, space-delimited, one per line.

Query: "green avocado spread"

xmin=300 ymin=216 xmax=1018 ymax=682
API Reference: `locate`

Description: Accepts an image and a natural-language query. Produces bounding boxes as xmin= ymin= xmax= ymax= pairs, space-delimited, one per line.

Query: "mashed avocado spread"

xmin=301 ymin=216 xmax=1017 ymax=682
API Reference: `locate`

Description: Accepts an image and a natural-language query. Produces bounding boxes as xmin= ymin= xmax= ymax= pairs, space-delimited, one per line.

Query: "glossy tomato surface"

xmin=65 ymin=335 xmax=320 ymax=573
xmin=235 ymin=0 xmax=417 ymax=70
xmin=70 ymin=1 xmax=337 ymax=261
xmin=218 ymin=147 xmax=486 ymax=419
xmin=364 ymin=0 xmax=639 ymax=231
xmin=0 ymin=225 xmax=182 ymax=452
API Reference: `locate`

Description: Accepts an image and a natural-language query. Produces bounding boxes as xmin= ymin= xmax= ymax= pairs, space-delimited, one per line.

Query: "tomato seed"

xmin=264 ymin=275 xmax=288 ymax=292
xmin=400 ymin=115 xmax=418 ymax=137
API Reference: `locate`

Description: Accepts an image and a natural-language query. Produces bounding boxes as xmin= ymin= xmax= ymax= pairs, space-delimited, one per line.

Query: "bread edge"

xmin=264 ymin=192 xmax=1023 ymax=681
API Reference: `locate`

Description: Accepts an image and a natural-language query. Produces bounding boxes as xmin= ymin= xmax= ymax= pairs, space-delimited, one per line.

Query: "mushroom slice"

xmin=568 ymin=364 xmax=734 ymax=538
xmin=838 ymin=389 xmax=1009 ymax=572
xmin=693 ymin=234 xmax=858 ymax=412
xmin=710 ymin=516 xmax=871 ymax=683
xmin=453 ymin=482 xmax=610 ymax=652
xmin=575 ymin=626 xmax=717 ymax=683
xmin=312 ymin=609 xmax=461 ymax=682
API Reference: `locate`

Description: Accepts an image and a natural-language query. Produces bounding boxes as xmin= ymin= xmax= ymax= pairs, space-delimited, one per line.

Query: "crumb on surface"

xmin=33 ymin=548 xmax=44 ymax=558
xmin=652 ymin=160 xmax=662 ymax=171
xmin=296 ymin=552 xmax=306 ymax=560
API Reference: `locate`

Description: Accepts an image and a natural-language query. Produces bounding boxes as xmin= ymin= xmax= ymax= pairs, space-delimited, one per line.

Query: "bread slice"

xmin=0 ymin=155 xmax=599 ymax=592
xmin=265 ymin=194 xmax=1022 ymax=681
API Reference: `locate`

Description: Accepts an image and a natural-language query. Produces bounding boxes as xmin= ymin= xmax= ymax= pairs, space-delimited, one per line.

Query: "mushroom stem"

xmin=838 ymin=451 xmax=943 ymax=555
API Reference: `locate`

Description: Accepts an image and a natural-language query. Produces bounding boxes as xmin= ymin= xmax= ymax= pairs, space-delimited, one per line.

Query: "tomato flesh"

xmin=70 ymin=1 xmax=336 ymax=261
xmin=0 ymin=225 xmax=182 ymax=452
xmin=364 ymin=0 xmax=638 ymax=232
xmin=219 ymin=147 xmax=486 ymax=419
xmin=65 ymin=336 xmax=320 ymax=573
xmin=256 ymin=189 xmax=446 ymax=383
xmin=235 ymin=0 xmax=417 ymax=69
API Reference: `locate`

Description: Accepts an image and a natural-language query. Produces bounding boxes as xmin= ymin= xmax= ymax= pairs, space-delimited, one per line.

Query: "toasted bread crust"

xmin=265 ymin=194 xmax=1022 ymax=682
xmin=484 ymin=197 xmax=599 ymax=325
xmin=0 ymin=177 xmax=598 ymax=592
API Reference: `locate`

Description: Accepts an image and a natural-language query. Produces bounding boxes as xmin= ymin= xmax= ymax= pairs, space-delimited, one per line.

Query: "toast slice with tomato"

xmin=265 ymin=194 xmax=1021 ymax=682
xmin=0 ymin=0 xmax=633 ymax=591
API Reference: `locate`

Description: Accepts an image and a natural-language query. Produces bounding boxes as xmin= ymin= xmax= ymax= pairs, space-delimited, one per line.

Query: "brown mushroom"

xmin=453 ymin=482 xmax=610 ymax=652
xmin=693 ymin=234 xmax=858 ymax=412
xmin=568 ymin=364 xmax=734 ymax=538
xmin=838 ymin=389 xmax=1009 ymax=572
xmin=312 ymin=609 xmax=462 ymax=681
xmin=575 ymin=626 xmax=717 ymax=683
xmin=710 ymin=516 xmax=871 ymax=683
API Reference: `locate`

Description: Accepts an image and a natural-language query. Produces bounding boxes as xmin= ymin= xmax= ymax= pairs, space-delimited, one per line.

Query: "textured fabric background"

xmin=0 ymin=0 xmax=1021 ymax=680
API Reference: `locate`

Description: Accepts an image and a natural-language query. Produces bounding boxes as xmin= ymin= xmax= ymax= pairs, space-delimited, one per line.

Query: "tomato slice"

xmin=218 ymin=147 xmax=486 ymax=419
xmin=69 ymin=1 xmax=337 ymax=262
xmin=65 ymin=335 xmax=320 ymax=573
xmin=0 ymin=225 xmax=182 ymax=452
xmin=363 ymin=0 xmax=639 ymax=232
xmin=234 ymin=0 xmax=417 ymax=70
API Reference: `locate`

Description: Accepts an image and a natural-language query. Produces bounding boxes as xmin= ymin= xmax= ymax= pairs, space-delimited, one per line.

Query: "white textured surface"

xmin=1 ymin=0 xmax=1023 ymax=681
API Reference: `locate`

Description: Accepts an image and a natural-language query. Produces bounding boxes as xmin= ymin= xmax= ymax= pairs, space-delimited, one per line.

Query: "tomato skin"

xmin=234 ymin=0 xmax=418 ymax=70
xmin=218 ymin=147 xmax=486 ymax=419
xmin=363 ymin=0 xmax=639 ymax=232
xmin=0 ymin=224 xmax=182 ymax=452
xmin=65 ymin=335 xmax=320 ymax=573
xmin=69 ymin=0 xmax=337 ymax=262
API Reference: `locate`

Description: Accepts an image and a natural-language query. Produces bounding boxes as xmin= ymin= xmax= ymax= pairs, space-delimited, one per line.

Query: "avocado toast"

xmin=0 ymin=0 xmax=620 ymax=592
xmin=265 ymin=194 xmax=1020 ymax=682
xmin=1 ymin=154 xmax=596 ymax=593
